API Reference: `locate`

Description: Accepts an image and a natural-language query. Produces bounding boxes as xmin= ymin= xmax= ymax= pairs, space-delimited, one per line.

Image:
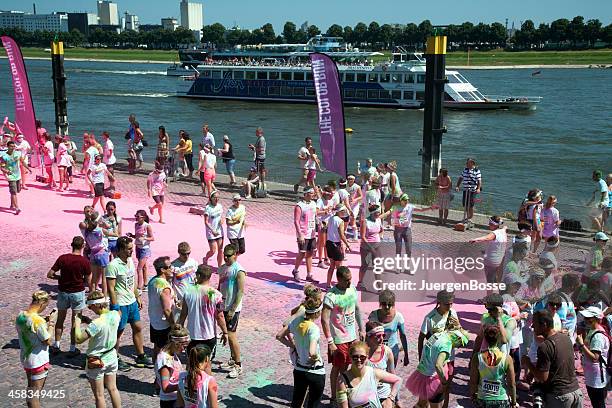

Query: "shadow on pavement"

xmin=268 ymin=250 xmax=299 ymax=267
xmin=247 ymin=271 xmax=304 ymax=291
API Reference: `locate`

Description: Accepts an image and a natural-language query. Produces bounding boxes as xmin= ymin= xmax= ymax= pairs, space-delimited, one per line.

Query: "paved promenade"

xmin=0 ymin=166 xmax=599 ymax=407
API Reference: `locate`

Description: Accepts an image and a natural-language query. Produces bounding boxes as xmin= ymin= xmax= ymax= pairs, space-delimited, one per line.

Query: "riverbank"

xmin=7 ymin=47 xmax=612 ymax=67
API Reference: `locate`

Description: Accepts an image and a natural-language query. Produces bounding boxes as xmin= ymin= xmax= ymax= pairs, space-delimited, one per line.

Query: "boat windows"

xmin=248 ymin=87 xmax=259 ymax=96
xmin=293 ymin=87 xmax=305 ymax=96
xmin=367 ymin=90 xmax=379 ymax=99
xmin=356 ymin=73 xmax=366 ymax=82
xmin=344 ymin=89 xmax=355 ymax=98
xmin=305 ymin=87 xmax=316 ymax=96
xmin=345 ymin=73 xmax=355 ymax=82
xmin=417 ymin=75 xmax=426 ymax=84
xmin=269 ymin=71 xmax=280 ymax=80
xmin=355 ymin=89 xmax=366 ymax=99
xmin=281 ymin=72 xmax=292 ymax=81
xmin=416 ymin=91 xmax=425 ymax=101
xmin=211 ymin=70 xmax=222 ymax=79
xmin=306 ymin=72 xmax=313 ymax=81
xmin=404 ymin=74 xmax=414 ymax=83
xmin=268 ymin=86 xmax=280 ymax=96
xmin=403 ymin=91 xmax=414 ymax=100
xmin=260 ymin=87 xmax=268 ymax=96
xmin=245 ymin=71 xmax=256 ymax=80
xmin=368 ymin=73 xmax=378 ymax=83
xmin=446 ymin=75 xmax=461 ymax=84
xmin=233 ymin=71 xmax=244 ymax=80
xmin=294 ymin=72 xmax=305 ymax=81
xmin=391 ymin=90 xmax=402 ymax=100
xmin=380 ymin=74 xmax=390 ymax=83
xmin=391 ymin=74 xmax=402 ymax=83
xmin=380 ymin=90 xmax=391 ymax=99
xmin=281 ymin=87 xmax=293 ymax=96
xmin=202 ymin=70 xmax=211 ymax=78
xmin=459 ymin=92 xmax=476 ymax=101
xmin=257 ymin=71 xmax=268 ymax=80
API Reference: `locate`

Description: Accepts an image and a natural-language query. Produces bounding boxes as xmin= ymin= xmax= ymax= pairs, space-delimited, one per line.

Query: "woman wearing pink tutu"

xmin=406 ymin=329 xmax=469 ymax=408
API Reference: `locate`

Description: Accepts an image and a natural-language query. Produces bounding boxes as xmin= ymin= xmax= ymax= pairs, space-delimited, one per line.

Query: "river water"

xmin=0 ymin=58 xmax=610 ymax=223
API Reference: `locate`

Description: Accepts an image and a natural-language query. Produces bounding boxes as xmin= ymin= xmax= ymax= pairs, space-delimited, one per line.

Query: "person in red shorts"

xmin=321 ymin=266 xmax=365 ymax=406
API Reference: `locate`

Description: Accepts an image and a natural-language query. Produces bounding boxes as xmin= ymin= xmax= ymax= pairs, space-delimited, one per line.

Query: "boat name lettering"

xmin=212 ymin=72 xmax=245 ymax=93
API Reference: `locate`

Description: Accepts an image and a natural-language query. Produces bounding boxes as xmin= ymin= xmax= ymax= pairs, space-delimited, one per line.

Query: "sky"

xmin=3 ymin=0 xmax=611 ymax=30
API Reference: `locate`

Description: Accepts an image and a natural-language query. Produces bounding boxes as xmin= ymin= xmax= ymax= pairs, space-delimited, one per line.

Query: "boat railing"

xmin=483 ymin=95 xmax=543 ymax=103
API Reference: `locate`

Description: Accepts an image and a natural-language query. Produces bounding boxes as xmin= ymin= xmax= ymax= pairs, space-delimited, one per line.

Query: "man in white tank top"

xmin=292 ymin=188 xmax=318 ymax=282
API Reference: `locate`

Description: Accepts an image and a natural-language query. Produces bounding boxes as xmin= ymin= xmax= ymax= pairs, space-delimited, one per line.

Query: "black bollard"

xmin=51 ymin=40 xmax=69 ymax=136
xmin=421 ymin=34 xmax=448 ymax=189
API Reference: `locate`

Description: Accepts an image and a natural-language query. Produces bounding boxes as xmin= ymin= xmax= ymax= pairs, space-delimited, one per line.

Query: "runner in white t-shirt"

xmin=102 ymin=132 xmax=116 ymax=189
xmin=293 ymin=137 xmax=312 ymax=193
xmin=203 ymin=191 xmax=224 ymax=267
xmin=87 ymin=154 xmax=113 ymax=212
xmin=292 ymin=187 xmax=318 ymax=283
xmin=226 ymin=194 xmax=247 ymax=256
xmin=147 ymin=165 xmax=167 ymax=224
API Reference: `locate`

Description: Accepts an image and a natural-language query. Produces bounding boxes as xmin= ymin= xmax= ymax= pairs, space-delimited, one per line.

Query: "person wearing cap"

xmin=586 ymin=231 xmax=609 ymax=274
xmin=203 ymin=191 xmax=224 ymax=267
xmin=406 ymin=328 xmax=469 ymax=408
xmin=198 ymin=143 xmax=217 ymax=197
xmin=292 ymin=187 xmax=318 ymax=282
xmin=47 ymin=236 xmax=92 ymax=357
xmin=391 ymin=194 xmax=435 ymax=260
xmin=87 ymin=153 xmax=114 ymax=212
xmin=293 ymin=137 xmax=312 ymax=193
xmin=469 ymin=324 xmax=517 ymax=408
xmin=16 ymin=290 xmax=56 ymax=408
xmin=521 ymin=309 xmax=583 ymax=408
xmin=455 ymin=158 xmax=482 ymax=223
xmin=588 ymin=170 xmax=610 ymax=233
xmin=276 ymin=294 xmax=326 ymax=408
xmin=13 ymin=133 xmax=31 ymax=190
xmin=146 ymin=256 xmax=176 ymax=370
xmin=218 ymin=244 xmax=246 ymax=379
xmin=470 ymin=215 xmax=508 ymax=284
xmin=226 ymin=194 xmax=247 ymax=256
xmin=576 ymin=306 xmax=610 ymax=408
xmin=473 ymin=293 xmax=516 ymax=356
xmin=217 ymin=134 xmax=236 ymax=185
xmin=73 ymin=290 xmax=122 ymax=408
xmin=147 ymin=162 xmax=168 ymax=224
xmin=325 ymin=204 xmax=352 ymax=288
xmin=241 ymin=166 xmax=260 ymax=199
xmin=0 ymin=140 xmax=29 ymax=215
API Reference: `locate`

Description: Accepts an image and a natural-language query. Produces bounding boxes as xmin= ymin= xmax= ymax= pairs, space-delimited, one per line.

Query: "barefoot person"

xmin=292 ymin=187 xmax=318 ymax=282
xmin=73 ymin=290 xmax=122 ymax=408
xmin=1 ymin=140 xmax=30 ymax=214
xmin=47 ymin=236 xmax=92 ymax=357
xmin=147 ymin=163 xmax=168 ymax=224
xmin=16 ymin=291 xmax=56 ymax=408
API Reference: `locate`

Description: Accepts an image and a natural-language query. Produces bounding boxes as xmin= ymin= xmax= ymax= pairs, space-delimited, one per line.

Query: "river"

xmin=0 ymin=58 xmax=610 ymax=224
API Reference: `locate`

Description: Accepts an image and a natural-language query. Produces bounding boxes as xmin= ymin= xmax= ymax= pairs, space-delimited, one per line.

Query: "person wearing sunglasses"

xmin=337 ymin=341 xmax=401 ymax=408
xmin=147 ymin=257 xmax=176 ymax=371
xmin=276 ymin=295 xmax=326 ymax=408
xmin=365 ymin=322 xmax=399 ymax=407
xmin=170 ymin=242 xmax=197 ymax=305
xmin=368 ymin=290 xmax=409 ymax=368
xmin=406 ymin=329 xmax=469 ymax=408
xmin=472 ymin=293 xmax=516 ymax=357
xmin=469 ymin=325 xmax=517 ymax=408
xmin=155 ymin=324 xmax=190 ymax=408
xmin=226 ymin=194 xmax=247 ymax=257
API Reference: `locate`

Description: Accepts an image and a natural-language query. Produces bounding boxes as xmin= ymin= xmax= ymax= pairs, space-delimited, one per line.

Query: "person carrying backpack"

xmin=576 ymin=306 xmax=610 ymax=408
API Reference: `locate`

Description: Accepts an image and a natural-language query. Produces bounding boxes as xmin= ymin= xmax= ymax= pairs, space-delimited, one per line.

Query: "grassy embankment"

xmin=16 ymin=47 xmax=612 ymax=66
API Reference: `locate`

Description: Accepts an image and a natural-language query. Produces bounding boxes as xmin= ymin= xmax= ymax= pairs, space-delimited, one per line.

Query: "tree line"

xmin=1 ymin=16 xmax=610 ymax=50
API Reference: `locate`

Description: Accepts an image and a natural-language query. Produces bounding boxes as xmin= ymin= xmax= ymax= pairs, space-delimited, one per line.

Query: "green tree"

xmin=261 ymin=23 xmax=276 ymax=43
xmin=458 ymin=22 xmax=474 ymax=47
xmin=343 ymin=26 xmax=353 ymax=43
xmin=514 ymin=20 xmax=535 ymax=49
xmin=402 ymin=23 xmax=419 ymax=47
xmin=489 ymin=22 xmax=507 ymax=48
xmin=353 ymin=22 xmax=367 ymax=45
xmin=379 ymin=24 xmax=393 ymax=49
xmin=307 ymin=25 xmax=321 ymax=38
xmin=68 ymin=28 xmax=85 ymax=47
xmin=550 ymin=18 xmax=570 ymax=44
xmin=326 ymin=24 xmax=343 ymax=38
xmin=417 ymin=19 xmax=433 ymax=47
xmin=534 ymin=23 xmax=550 ymax=48
xmin=472 ymin=23 xmax=490 ymax=47
xmin=202 ymin=23 xmax=226 ymax=46
xmin=603 ymin=24 xmax=612 ymax=44
xmin=367 ymin=21 xmax=380 ymax=46
xmin=174 ymin=27 xmax=196 ymax=45
xmin=282 ymin=21 xmax=297 ymax=43
xmin=568 ymin=15 xmax=585 ymax=46
xmin=584 ymin=19 xmax=602 ymax=47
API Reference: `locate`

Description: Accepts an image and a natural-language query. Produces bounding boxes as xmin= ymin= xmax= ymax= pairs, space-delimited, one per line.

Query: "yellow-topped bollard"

xmin=426 ymin=36 xmax=447 ymax=55
xmin=51 ymin=41 xmax=64 ymax=55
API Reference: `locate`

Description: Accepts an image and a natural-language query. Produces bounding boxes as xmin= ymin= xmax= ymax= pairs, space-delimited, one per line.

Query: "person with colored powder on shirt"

xmin=292 ymin=187 xmax=319 ymax=282
xmin=147 ymin=256 xmax=176 ymax=370
xmin=156 ymin=324 xmax=191 ymax=408
xmin=47 ymin=236 xmax=92 ymax=357
xmin=147 ymin=162 xmax=168 ymax=224
xmin=179 ymin=264 xmax=228 ymax=360
xmin=73 ymin=290 xmax=122 ymax=408
xmin=321 ymin=266 xmax=365 ymax=407
xmin=472 ymin=293 xmax=516 ymax=356
xmin=1 ymin=139 xmax=30 ymax=215
xmin=217 ymin=244 xmax=246 ymax=379
xmin=225 ymin=194 xmax=247 ymax=256
xmin=368 ymin=289 xmax=409 ymax=368
xmin=171 ymin=241 xmax=198 ymax=305
xmin=16 ymin=290 xmax=56 ymax=408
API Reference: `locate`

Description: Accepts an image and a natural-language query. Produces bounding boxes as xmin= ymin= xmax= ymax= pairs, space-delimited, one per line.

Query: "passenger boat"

xmin=173 ymin=37 xmax=541 ymax=110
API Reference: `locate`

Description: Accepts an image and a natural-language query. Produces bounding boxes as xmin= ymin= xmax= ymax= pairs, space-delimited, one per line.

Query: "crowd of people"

xmin=3 ymin=117 xmax=612 ymax=408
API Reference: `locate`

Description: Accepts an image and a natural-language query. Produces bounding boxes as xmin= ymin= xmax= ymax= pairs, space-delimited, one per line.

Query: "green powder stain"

xmin=4 ymin=259 xmax=33 ymax=275
xmin=233 ymin=367 xmax=275 ymax=398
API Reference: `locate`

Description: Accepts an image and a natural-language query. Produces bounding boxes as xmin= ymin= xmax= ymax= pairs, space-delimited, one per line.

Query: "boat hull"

xmin=443 ymin=101 xmax=539 ymax=110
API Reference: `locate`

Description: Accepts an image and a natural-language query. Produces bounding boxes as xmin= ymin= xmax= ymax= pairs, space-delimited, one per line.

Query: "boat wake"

xmin=87 ymin=92 xmax=172 ymax=98
xmin=70 ymin=68 xmax=166 ymax=76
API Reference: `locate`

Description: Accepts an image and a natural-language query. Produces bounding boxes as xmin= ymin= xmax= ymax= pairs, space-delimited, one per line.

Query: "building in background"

xmin=122 ymin=11 xmax=139 ymax=31
xmin=161 ymin=17 xmax=179 ymax=31
xmin=180 ymin=0 xmax=203 ymax=41
xmin=68 ymin=12 xmax=98 ymax=36
xmin=0 ymin=10 xmax=68 ymax=32
xmin=139 ymin=24 xmax=163 ymax=32
xmin=97 ymin=0 xmax=119 ymax=26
